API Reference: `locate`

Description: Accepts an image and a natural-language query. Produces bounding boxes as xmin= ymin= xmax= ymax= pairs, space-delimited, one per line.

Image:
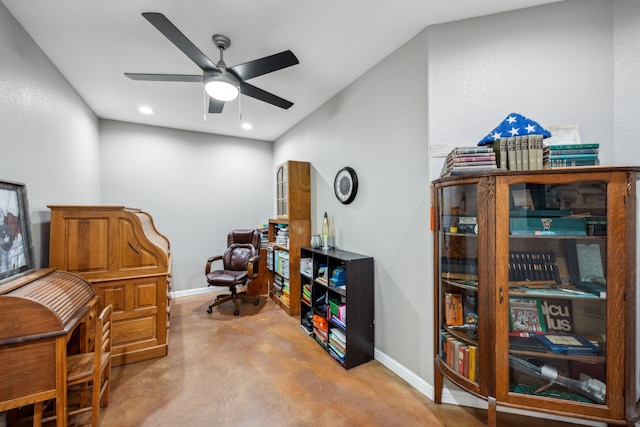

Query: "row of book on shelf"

xmin=444 ymin=289 xmax=606 ymax=345
xmin=441 ymin=292 xmax=606 ymax=382
xmin=440 ymin=141 xmax=600 ymax=177
xmin=441 ymin=291 xmax=478 ymax=382
xmin=440 ymin=330 xmax=478 ymax=382
xmin=272 ymin=273 xmax=290 ymax=305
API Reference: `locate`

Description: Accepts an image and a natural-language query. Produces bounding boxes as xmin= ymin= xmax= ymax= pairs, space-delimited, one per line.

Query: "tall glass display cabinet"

xmin=432 ymin=167 xmax=640 ymax=426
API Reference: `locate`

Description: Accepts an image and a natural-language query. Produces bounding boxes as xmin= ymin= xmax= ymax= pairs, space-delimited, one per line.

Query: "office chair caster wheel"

xmin=234 ymin=309 xmax=239 ymax=316
xmin=207 ymin=307 xmax=212 ymax=314
xmin=253 ymin=299 xmax=259 ymax=305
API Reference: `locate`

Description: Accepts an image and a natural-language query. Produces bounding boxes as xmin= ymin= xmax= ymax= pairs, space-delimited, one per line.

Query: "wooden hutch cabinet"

xmin=48 ymin=206 xmax=171 ymax=367
xmin=432 ymin=167 xmax=640 ymax=426
xmin=267 ymin=160 xmax=311 ymax=315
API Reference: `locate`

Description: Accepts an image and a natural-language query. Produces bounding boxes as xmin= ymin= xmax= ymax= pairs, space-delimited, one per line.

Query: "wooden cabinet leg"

xmin=487 ymin=396 xmax=497 ymax=427
xmin=434 ymin=363 xmax=443 ymax=404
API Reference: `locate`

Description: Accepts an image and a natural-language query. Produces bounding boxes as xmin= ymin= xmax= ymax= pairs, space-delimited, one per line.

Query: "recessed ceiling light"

xmin=242 ymin=123 xmax=253 ymax=130
xmin=138 ymin=106 xmax=154 ymax=115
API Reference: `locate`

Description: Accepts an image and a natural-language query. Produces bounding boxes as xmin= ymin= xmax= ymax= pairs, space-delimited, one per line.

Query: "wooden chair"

xmin=41 ymin=304 xmax=113 ymax=426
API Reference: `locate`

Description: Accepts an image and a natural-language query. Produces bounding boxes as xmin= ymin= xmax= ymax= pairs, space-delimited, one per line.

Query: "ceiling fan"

xmin=125 ymin=12 xmax=299 ymax=114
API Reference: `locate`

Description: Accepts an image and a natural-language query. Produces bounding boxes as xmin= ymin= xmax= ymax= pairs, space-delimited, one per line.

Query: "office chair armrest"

xmin=247 ymin=255 xmax=261 ymax=279
xmin=205 ymin=255 xmax=223 ymax=275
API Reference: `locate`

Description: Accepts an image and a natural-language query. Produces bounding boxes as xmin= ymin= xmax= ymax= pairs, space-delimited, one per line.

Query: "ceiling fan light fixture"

xmin=204 ymin=73 xmax=239 ymax=101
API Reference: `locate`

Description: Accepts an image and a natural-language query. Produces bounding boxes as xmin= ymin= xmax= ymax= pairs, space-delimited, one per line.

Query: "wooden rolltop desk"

xmin=48 ymin=206 xmax=172 ymax=366
xmin=0 ymin=268 xmax=97 ymax=425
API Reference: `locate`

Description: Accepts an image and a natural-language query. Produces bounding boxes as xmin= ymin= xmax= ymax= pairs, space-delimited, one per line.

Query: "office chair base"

xmin=206 ymin=292 xmax=259 ymax=315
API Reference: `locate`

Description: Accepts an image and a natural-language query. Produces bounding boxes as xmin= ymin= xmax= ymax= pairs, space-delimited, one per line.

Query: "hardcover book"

xmin=508 ymin=334 xmax=549 ymax=353
xmin=539 ymin=298 xmax=573 ymax=333
xmin=509 ymin=217 xmax=587 ymax=236
xmin=547 ymin=143 xmax=600 ymax=150
xmin=492 ymin=139 xmax=508 ymax=169
xmin=535 ymin=333 xmax=602 ymax=356
xmin=445 ymin=293 xmax=463 ymax=326
xmin=509 ymin=298 xmax=546 ymax=333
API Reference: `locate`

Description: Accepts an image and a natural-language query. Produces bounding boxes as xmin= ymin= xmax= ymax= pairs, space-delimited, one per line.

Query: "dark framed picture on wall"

xmin=0 ymin=180 xmax=35 ymax=285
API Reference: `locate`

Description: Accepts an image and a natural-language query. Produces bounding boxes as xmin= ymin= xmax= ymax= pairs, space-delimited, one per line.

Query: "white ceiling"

xmin=3 ymin=0 xmax=562 ymax=141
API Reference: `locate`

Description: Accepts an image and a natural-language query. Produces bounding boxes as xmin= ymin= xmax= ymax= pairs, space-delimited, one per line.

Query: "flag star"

xmin=525 ymin=124 xmax=536 ymax=133
xmin=509 ymin=127 xmax=520 ymax=136
xmin=507 ymin=115 xmax=517 ymax=124
xmin=491 ymin=131 xmax=502 ymax=141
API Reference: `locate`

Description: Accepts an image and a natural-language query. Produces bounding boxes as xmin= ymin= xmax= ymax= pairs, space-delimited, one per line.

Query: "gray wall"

xmin=99 ymin=120 xmax=273 ymax=293
xmin=0 ymin=2 xmax=100 ymax=267
xmin=274 ymin=0 xmax=639 ymax=420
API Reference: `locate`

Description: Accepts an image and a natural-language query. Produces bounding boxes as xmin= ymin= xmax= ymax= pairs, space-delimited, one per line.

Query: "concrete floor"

xmin=95 ymin=293 xmax=588 ymax=427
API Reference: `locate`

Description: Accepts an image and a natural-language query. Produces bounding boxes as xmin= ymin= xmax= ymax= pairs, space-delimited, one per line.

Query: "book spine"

xmin=449 ymin=160 xmax=497 ymax=166
xmin=468 ymin=345 xmax=477 ymax=382
xmin=547 ymin=143 xmax=600 ymax=150
xmin=548 ymin=158 xmax=600 ymax=168
xmin=457 ymin=345 xmax=467 ymax=375
xmin=450 ymin=164 xmax=498 ymax=171
xmin=515 ymin=137 xmax=523 ymax=170
xmin=452 ymin=147 xmax=494 ymax=154
xmin=449 ymin=153 xmax=496 ymax=159
xmin=547 ymin=153 xmax=598 ymax=160
xmin=507 ymin=139 xmax=517 ymax=170
xmin=492 ymin=140 xmax=508 ymax=169
xmin=527 ymin=136 xmax=537 ymax=171
xmin=521 ymin=136 xmax=529 ymax=171
xmin=546 ymin=148 xmax=599 ymax=155
xmin=536 ymin=135 xmax=544 ymax=170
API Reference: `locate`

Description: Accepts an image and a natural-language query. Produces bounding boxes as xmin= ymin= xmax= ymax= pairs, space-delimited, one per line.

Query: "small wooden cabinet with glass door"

xmin=432 ymin=167 xmax=640 ymax=426
xmin=267 ymin=160 xmax=310 ymax=315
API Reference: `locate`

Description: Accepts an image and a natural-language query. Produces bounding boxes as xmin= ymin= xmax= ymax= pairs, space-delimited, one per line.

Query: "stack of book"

xmin=302 ymin=284 xmax=311 ymax=305
xmin=259 ymin=226 xmax=269 ymax=245
xmin=440 ymin=147 xmax=497 ymax=177
xmin=328 ymin=328 xmax=347 ymax=364
xmin=543 ymin=143 xmax=600 ymax=168
xmin=274 ymin=225 xmax=289 ymax=247
xmin=491 ymin=135 xmax=545 ymax=171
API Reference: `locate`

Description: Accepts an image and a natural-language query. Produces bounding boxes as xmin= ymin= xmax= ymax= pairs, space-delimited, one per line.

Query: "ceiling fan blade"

xmin=240 ymin=82 xmax=293 ymax=109
xmin=142 ymin=12 xmax=219 ymax=72
xmin=229 ymin=50 xmax=299 ymax=81
xmin=125 ymin=73 xmax=203 ymax=82
xmin=208 ymin=97 xmax=225 ymax=114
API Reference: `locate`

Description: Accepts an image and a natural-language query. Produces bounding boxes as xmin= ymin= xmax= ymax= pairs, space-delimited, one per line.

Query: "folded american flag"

xmin=478 ymin=113 xmax=551 ymax=146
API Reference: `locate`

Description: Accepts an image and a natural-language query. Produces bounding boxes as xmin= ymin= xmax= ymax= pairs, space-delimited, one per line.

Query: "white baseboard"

xmin=171 ymin=286 xmax=220 ymax=299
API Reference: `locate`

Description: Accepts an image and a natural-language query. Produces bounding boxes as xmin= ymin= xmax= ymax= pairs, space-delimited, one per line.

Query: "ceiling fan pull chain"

xmin=203 ymin=90 xmax=207 ymax=122
xmin=238 ymin=85 xmax=242 ymax=121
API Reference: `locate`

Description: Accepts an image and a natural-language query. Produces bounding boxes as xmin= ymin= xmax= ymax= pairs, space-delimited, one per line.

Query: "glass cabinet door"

xmin=506 ymin=179 xmax=608 ymax=406
xmin=276 ymin=164 xmax=288 ymax=217
xmin=437 ymin=183 xmax=480 ymax=387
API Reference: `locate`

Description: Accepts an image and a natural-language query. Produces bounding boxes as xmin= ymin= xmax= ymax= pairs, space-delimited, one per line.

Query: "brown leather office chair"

xmin=205 ymin=229 xmax=261 ymax=315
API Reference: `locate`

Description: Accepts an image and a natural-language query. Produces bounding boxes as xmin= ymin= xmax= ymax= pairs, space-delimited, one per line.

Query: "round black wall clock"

xmin=334 ymin=166 xmax=358 ymax=204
